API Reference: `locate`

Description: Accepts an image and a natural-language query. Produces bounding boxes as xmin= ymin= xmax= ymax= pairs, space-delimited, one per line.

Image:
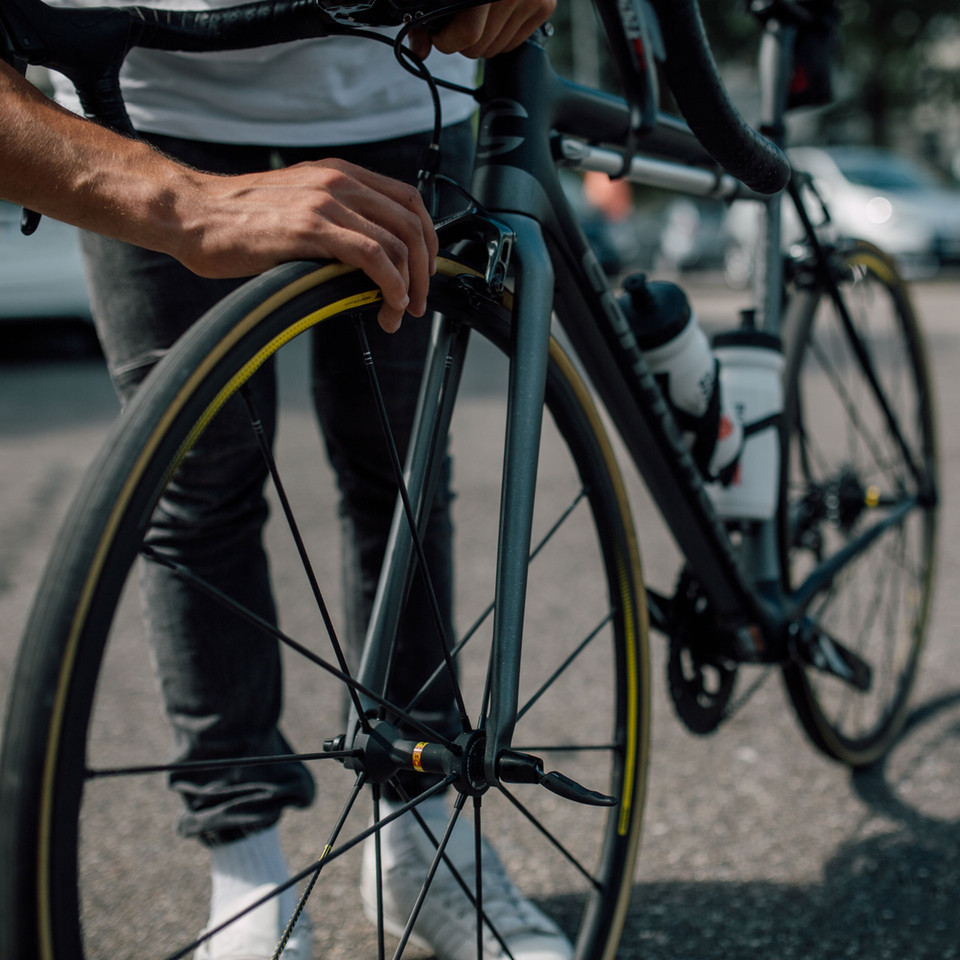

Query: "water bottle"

xmin=619 ymin=274 xmax=742 ymax=481
xmin=705 ymin=330 xmax=784 ymax=521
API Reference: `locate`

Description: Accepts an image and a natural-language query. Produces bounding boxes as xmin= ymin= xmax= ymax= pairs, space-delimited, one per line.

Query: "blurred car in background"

xmin=0 ymin=201 xmax=92 ymax=322
xmin=724 ymin=145 xmax=960 ymax=286
xmin=655 ymin=198 xmax=732 ymax=274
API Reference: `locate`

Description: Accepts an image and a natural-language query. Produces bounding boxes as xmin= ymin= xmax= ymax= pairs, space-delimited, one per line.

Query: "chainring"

xmin=667 ymin=571 xmax=738 ymax=735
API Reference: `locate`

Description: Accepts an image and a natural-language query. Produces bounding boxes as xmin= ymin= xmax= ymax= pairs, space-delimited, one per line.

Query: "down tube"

xmin=483 ymin=214 xmax=556 ymax=780
xmin=549 ymin=234 xmax=778 ymax=641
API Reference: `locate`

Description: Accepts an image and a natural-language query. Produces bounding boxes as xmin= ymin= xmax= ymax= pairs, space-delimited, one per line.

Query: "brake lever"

xmin=1 ymin=3 xmax=45 ymax=232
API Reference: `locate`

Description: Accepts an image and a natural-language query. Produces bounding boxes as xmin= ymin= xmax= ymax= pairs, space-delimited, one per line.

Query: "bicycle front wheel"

xmin=0 ymin=259 xmax=649 ymax=960
xmin=779 ymin=239 xmax=938 ymax=765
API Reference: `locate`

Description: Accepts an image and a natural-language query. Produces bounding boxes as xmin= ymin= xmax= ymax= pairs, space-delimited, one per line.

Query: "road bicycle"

xmin=0 ymin=0 xmax=938 ymax=958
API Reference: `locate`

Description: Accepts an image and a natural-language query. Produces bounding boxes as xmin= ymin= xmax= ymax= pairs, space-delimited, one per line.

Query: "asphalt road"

xmin=1 ymin=277 xmax=957 ymax=960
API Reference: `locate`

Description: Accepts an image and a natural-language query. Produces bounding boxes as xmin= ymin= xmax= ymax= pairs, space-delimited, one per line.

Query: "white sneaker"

xmin=194 ymin=884 xmax=313 ymax=960
xmin=360 ymin=799 xmax=573 ymax=960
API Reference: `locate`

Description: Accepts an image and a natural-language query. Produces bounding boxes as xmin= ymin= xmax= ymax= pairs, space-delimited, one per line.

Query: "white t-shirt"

xmin=48 ymin=0 xmax=477 ymax=145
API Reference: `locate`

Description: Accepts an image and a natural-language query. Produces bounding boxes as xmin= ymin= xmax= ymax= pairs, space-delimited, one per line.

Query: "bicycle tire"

xmin=0 ymin=258 xmax=650 ymax=960
xmin=778 ymin=239 xmax=938 ymax=766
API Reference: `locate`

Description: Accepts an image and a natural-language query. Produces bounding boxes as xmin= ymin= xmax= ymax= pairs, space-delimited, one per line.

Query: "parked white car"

xmin=0 ymin=201 xmax=92 ymax=321
xmin=724 ymin=146 xmax=960 ymax=285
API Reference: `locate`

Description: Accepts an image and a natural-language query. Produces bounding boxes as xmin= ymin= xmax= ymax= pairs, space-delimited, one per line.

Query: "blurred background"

xmin=551 ymin=0 xmax=960 ymax=284
xmin=2 ymin=5 xmax=959 ymax=957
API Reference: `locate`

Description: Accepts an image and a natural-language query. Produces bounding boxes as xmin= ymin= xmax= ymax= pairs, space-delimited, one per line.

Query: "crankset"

xmin=667 ymin=570 xmax=739 ymax=734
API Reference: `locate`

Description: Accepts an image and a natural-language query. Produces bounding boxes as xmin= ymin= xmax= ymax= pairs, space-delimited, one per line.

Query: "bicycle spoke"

xmin=782 ymin=241 xmax=934 ymax=761
xmin=387 ymin=796 xmax=463 ymax=960
xmin=512 ymin=742 xmax=618 ymax=754
xmin=517 ymin=614 xmax=613 ymax=723
xmin=496 ymin=785 xmax=601 ymax=887
xmin=164 ymin=876 xmax=306 ymax=960
xmin=288 ymin=775 xmax=367 ymax=948
xmin=86 ymin=749 xmax=358 ymax=780
xmin=314 ymin=777 xmax=457 ymax=878
xmin=400 ymin=488 xmax=592 ymax=723
xmin=823 ymin=272 xmax=925 ymax=486
xmin=472 ymin=797 xmax=485 ymax=960
xmin=239 ymin=383 xmax=366 ymax=722
xmin=139 ymin=544 xmax=456 ymax=748
xmin=403 ymin=794 xmax=518 ymax=960
xmin=370 ymin=788 xmax=387 ymax=960
xmin=807 ymin=327 xmax=899 ymax=479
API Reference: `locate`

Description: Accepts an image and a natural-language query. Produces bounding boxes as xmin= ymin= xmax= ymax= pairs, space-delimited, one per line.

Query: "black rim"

xmin=780 ymin=244 xmax=936 ymax=763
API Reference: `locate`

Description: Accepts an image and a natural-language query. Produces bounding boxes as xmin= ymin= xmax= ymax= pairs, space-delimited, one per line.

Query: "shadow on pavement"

xmin=586 ymin=693 xmax=960 ymax=960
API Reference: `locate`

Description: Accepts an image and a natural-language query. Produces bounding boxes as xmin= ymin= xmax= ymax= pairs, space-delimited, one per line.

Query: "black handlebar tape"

xmin=130 ymin=0 xmax=340 ymax=52
xmin=651 ymin=0 xmax=790 ymax=195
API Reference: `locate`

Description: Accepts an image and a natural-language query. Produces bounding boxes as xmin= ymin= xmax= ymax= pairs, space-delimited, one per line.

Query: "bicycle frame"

xmin=356 ymin=2 xmax=931 ymax=776
xmin=357 ymin=18 xmax=788 ymax=777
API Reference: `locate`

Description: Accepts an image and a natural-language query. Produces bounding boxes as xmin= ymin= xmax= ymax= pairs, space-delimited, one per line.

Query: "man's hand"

xmin=409 ymin=0 xmax=557 ymax=60
xmin=0 ymin=62 xmax=436 ymax=333
xmin=179 ymin=160 xmax=438 ymax=333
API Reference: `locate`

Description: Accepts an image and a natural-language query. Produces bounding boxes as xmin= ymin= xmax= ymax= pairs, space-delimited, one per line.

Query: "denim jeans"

xmin=81 ymin=123 xmax=474 ymax=843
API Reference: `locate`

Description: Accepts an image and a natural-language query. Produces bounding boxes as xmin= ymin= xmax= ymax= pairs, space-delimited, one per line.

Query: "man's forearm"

xmin=0 ymin=60 xmax=204 ymax=256
xmin=0 ymin=59 xmax=437 ymax=329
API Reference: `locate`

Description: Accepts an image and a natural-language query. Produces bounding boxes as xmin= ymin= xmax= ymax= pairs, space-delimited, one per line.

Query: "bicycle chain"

xmin=721 ymin=664 xmax=775 ymax=723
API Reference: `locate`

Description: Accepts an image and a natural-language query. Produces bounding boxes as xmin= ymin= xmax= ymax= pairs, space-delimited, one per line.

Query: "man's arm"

xmin=0 ymin=60 xmax=436 ymax=331
xmin=0 ymin=0 xmax=555 ymax=331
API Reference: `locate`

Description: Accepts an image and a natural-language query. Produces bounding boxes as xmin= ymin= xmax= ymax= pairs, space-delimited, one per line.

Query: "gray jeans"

xmin=82 ymin=122 xmax=473 ymax=844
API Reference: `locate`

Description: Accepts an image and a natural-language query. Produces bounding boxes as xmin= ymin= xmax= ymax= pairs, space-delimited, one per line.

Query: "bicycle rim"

xmin=0 ymin=259 xmax=649 ymax=960
xmin=779 ymin=240 xmax=938 ymax=765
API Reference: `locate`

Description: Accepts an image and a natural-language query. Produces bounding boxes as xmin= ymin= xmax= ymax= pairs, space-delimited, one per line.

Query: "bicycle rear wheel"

xmin=779 ymin=239 xmax=938 ymax=765
xmin=0 ymin=259 xmax=649 ymax=960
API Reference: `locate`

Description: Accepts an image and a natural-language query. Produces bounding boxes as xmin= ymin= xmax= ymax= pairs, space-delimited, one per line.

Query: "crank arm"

xmin=792 ymin=618 xmax=872 ymax=692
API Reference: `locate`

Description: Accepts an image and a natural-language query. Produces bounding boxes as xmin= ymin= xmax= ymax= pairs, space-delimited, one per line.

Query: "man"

xmin=4 ymin=2 xmax=565 ymax=958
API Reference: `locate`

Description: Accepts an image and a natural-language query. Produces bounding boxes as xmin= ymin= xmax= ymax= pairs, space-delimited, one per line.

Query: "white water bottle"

xmin=705 ymin=331 xmax=784 ymax=521
xmin=620 ymin=274 xmax=742 ymax=481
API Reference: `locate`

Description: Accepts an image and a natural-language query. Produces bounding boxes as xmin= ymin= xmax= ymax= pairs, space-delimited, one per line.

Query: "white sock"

xmin=380 ymin=793 xmax=446 ymax=823
xmin=209 ymin=825 xmax=298 ymax=924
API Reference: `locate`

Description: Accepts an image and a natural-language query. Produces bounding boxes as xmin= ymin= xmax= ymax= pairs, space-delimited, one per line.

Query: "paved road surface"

xmin=1 ymin=278 xmax=957 ymax=959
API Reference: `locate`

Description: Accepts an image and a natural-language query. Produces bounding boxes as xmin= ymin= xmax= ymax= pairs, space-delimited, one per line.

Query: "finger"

xmin=317 ymin=163 xmax=436 ymax=315
xmin=459 ymin=0 xmax=556 ymax=58
xmin=408 ymin=28 xmax=432 ymax=61
xmin=343 ymin=163 xmax=437 ymax=253
xmin=377 ymin=302 xmax=406 ymax=333
xmin=346 ymin=163 xmax=439 ymax=277
xmin=351 ymin=188 xmax=431 ymax=317
xmin=430 ymin=6 xmax=490 ymax=56
xmin=486 ymin=1 xmax=556 ymax=56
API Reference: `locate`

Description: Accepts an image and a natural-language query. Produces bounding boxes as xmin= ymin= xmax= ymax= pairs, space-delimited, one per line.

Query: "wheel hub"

xmin=329 ymin=719 xmax=617 ymax=806
xmin=332 ymin=720 xmax=491 ymax=796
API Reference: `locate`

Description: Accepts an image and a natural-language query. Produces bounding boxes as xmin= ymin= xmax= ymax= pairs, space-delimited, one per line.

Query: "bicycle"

xmin=0 ymin=0 xmax=938 ymax=958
